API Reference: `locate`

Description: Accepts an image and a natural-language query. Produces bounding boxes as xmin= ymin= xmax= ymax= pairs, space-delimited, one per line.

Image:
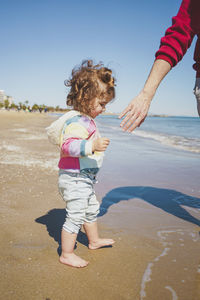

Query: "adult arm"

xmin=119 ymin=0 xmax=196 ymax=132
xmin=119 ymin=59 xmax=171 ymax=132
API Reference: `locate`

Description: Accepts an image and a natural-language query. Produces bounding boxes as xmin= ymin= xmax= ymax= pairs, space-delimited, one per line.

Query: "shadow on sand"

xmin=99 ymin=186 xmax=200 ymax=226
xmin=35 ymin=186 xmax=200 ymax=254
xmin=35 ymin=209 xmax=88 ymax=256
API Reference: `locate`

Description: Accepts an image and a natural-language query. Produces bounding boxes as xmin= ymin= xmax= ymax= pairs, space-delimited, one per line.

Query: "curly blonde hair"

xmin=65 ymin=60 xmax=116 ymax=115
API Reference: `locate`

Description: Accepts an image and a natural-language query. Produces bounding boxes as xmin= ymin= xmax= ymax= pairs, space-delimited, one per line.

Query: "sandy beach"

xmin=1 ymin=110 xmax=200 ymax=300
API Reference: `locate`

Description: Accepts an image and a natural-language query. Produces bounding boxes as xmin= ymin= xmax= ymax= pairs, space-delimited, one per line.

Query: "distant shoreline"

xmin=0 ymin=108 xmax=198 ymax=118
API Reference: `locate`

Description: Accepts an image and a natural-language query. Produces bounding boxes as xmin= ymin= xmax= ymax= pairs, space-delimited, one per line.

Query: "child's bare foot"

xmin=89 ymin=238 xmax=115 ymax=250
xmin=59 ymin=253 xmax=89 ymax=268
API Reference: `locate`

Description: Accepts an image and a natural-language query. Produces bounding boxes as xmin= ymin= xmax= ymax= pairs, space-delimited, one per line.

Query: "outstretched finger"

xmin=118 ymin=106 xmax=131 ymax=119
xmin=138 ymin=118 xmax=145 ymax=127
xmin=102 ymin=138 xmax=110 ymax=144
xmin=120 ymin=110 xmax=134 ymax=128
xmin=120 ymin=108 xmax=141 ymax=129
xmin=105 ymin=139 xmax=110 ymax=145
xmin=103 ymin=137 xmax=110 ymax=142
xmin=121 ymin=113 xmax=139 ymax=131
xmin=127 ymin=116 xmax=144 ymax=132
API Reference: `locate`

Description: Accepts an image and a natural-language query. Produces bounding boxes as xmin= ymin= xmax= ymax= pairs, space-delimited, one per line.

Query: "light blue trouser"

xmin=194 ymin=78 xmax=200 ymax=116
xmin=58 ymin=170 xmax=100 ymax=234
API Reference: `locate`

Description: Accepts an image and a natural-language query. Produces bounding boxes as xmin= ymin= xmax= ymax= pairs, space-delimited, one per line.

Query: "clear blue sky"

xmin=0 ymin=0 xmax=198 ymax=116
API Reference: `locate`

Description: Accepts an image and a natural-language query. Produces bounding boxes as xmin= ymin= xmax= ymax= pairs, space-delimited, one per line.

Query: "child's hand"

xmin=92 ymin=137 xmax=110 ymax=152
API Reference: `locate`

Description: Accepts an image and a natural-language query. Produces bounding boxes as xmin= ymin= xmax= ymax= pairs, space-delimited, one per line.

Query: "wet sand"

xmin=1 ymin=110 xmax=200 ymax=300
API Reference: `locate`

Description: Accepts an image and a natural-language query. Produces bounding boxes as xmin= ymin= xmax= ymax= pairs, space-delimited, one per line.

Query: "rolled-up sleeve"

xmin=155 ymin=0 xmax=196 ymax=67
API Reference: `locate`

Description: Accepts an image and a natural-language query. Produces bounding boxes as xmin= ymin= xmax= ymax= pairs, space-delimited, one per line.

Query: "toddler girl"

xmin=47 ymin=60 xmax=115 ymax=268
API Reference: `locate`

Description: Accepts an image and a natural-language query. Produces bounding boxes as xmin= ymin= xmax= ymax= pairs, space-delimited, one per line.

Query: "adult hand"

xmin=119 ymin=60 xmax=171 ymax=132
xmin=119 ymin=91 xmax=152 ymax=132
xmin=92 ymin=137 xmax=110 ymax=152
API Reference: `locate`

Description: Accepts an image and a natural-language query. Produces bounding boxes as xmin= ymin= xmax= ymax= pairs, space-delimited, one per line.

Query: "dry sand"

xmin=1 ymin=110 xmax=200 ymax=300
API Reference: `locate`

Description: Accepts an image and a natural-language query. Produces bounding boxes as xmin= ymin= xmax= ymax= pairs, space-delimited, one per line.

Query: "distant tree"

xmin=4 ymin=99 xmax=9 ymax=109
xmin=32 ymin=104 xmax=39 ymax=111
xmin=25 ymin=100 xmax=29 ymax=108
xmin=10 ymin=103 xmax=18 ymax=109
xmin=47 ymin=106 xmax=55 ymax=112
xmin=0 ymin=96 xmax=68 ymax=113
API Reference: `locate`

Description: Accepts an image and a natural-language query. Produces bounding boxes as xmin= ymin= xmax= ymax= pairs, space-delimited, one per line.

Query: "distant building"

xmin=0 ymin=90 xmax=13 ymax=105
xmin=7 ymin=96 xmax=13 ymax=105
xmin=0 ymin=90 xmax=5 ymax=103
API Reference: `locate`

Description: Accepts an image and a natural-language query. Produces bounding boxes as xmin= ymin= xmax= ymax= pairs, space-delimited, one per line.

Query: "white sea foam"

xmin=140 ymin=228 xmax=199 ymax=299
xmin=11 ymin=128 xmax=28 ymax=133
xmin=17 ymin=134 xmax=47 ymax=140
xmin=140 ymin=263 xmax=153 ymax=299
xmin=157 ymin=229 xmax=183 ymax=240
xmin=197 ymin=265 xmax=200 ymax=273
xmin=154 ymin=247 xmax=170 ymax=262
xmin=189 ymin=232 xmax=199 ymax=242
xmin=99 ymin=120 xmax=200 ymax=154
xmin=10 ymin=127 xmax=47 ymax=140
xmin=140 ymin=245 xmax=171 ymax=299
xmin=0 ymin=144 xmax=22 ymax=152
xmin=1 ymin=157 xmax=58 ymax=170
xmin=133 ymin=130 xmax=200 ymax=153
xmin=165 ymin=286 xmax=178 ymax=300
xmin=0 ymin=142 xmax=58 ymax=170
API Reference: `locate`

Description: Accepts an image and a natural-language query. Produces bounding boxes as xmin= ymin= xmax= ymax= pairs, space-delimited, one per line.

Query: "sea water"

xmin=96 ymin=115 xmax=200 ymax=154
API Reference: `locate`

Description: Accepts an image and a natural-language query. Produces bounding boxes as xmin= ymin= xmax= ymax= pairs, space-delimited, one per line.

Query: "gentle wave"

xmin=98 ymin=121 xmax=200 ymax=154
xmin=133 ymin=129 xmax=200 ymax=153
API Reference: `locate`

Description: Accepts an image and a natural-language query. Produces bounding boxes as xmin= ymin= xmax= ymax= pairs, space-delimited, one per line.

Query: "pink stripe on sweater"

xmin=61 ymin=138 xmax=81 ymax=157
xmin=87 ymin=119 xmax=96 ymax=136
xmin=58 ymin=156 xmax=80 ymax=170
